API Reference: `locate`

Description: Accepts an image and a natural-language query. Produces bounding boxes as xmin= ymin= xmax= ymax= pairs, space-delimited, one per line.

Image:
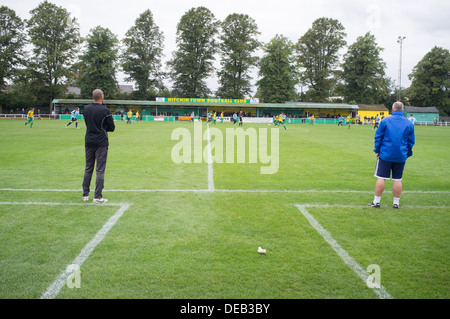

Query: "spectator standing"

xmin=82 ymin=89 xmax=115 ymax=203
xmin=368 ymin=102 xmax=415 ymax=209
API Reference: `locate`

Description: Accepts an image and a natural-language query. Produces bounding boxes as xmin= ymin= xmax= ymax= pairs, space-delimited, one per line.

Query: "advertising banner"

xmin=242 ymin=117 xmax=272 ymax=124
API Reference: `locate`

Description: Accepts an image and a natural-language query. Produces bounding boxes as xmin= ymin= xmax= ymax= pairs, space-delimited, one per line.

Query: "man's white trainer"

xmin=93 ymin=198 xmax=108 ymax=203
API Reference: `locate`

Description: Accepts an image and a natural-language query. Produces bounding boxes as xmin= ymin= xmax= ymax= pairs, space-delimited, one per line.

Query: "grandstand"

xmin=2 ymin=98 xmax=448 ymax=125
xmin=51 ymin=98 xmax=358 ymax=121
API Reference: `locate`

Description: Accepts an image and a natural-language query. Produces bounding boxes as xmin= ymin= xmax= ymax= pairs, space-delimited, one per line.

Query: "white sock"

xmin=393 ymin=197 xmax=400 ymax=206
xmin=373 ymin=196 xmax=381 ymax=204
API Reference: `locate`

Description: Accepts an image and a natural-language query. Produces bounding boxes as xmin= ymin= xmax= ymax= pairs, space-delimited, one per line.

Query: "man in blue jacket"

xmin=369 ymin=102 xmax=415 ymax=209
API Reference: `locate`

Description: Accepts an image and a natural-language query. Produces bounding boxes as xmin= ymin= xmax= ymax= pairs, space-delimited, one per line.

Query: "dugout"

xmin=404 ymin=106 xmax=439 ymax=125
xmin=357 ymin=104 xmax=390 ymax=124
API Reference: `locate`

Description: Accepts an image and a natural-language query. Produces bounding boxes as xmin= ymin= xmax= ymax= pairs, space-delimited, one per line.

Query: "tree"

xmin=216 ymin=13 xmax=260 ymax=99
xmin=0 ymin=6 xmax=27 ymax=91
xmin=168 ymin=7 xmax=219 ymax=97
xmin=382 ymin=79 xmax=403 ymax=110
xmin=27 ymin=1 xmax=80 ymax=109
xmin=340 ymin=32 xmax=389 ymax=104
xmin=5 ymin=68 xmax=50 ymax=109
xmin=408 ymin=46 xmax=450 ymax=115
xmin=78 ymin=26 xmax=119 ymax=99
xmin=122 ymin=9 xmax=165 ymax=99
xmin=256 ymin=35 xmax=298 ymax=103
xmin=296 ymin=17 xmax=346 ymax=102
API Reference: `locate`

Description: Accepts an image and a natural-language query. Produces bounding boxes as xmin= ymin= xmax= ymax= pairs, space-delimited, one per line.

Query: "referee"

xmin=82 ymin=89 xmax=115 ymax=203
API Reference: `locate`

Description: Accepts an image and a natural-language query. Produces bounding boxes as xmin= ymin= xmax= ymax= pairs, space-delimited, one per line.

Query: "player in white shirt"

xmin=66 ymin=107 xmax=80 ymax=129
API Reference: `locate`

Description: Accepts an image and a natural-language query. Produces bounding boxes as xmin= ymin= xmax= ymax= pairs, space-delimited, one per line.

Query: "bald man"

xmin=82 ymin=89 xmax=115 ymax=203
xmin=369 ymin=101 xmax=415 ymax=209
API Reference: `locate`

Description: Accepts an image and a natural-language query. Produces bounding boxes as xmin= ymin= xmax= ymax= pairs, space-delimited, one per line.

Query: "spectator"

xmin=82 ymin=89 xmax=115 ymax=203
xmin=368 ymin=102 xmax=415 ymax=209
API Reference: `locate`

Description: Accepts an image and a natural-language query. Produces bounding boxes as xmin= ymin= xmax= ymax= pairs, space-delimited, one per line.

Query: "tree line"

xmin=0 ymin=2 xmax=449 ymax=114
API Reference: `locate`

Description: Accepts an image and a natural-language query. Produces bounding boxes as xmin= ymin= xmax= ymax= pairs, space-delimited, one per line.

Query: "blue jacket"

xmin=373 ymin=111 xmax=415 ymax=163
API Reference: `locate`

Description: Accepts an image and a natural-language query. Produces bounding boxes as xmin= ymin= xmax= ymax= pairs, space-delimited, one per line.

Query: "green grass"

xmin=0 ymin=119 xmax=449 ymax=299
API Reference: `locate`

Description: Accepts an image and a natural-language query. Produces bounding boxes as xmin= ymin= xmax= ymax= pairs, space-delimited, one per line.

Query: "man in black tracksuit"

xmin=82 ymin=89 xmax=115 ymax=203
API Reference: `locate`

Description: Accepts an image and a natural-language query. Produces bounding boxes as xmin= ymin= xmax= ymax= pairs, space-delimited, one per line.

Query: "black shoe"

xmin=368 ymin=202 xmax=380 ymax=208
xmin=392 ymin=204 xmax=399 ymax=209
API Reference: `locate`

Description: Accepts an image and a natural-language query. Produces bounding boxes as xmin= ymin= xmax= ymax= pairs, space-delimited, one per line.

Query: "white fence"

xmin=0 ymin=114 xmax=58 ymax=120
xmin=415 ymin=121 xmax=450 ymax=126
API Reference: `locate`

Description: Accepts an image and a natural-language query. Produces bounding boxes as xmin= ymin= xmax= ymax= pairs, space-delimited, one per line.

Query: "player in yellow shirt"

xmin=347 ymin=114 xmax=352 ymax=129
xmin=24 ymin=108 xmax=34 ymax=128
xmin=127 ymin=110 xmax=133 ymax=124
xmin=278 ymin=114 xmax=287 ymax=130
xmin=272 ymin=115 xmax=277 ymax=126
xmin=213 ymin=112 xmax=217 ymax=124
xmin=310 ymin=114 xmax=315 ymax=125
xmin=220 ymin=112 xmax=224 ymax=123
xmin=135 ymin=111 xmax=140 ymax=122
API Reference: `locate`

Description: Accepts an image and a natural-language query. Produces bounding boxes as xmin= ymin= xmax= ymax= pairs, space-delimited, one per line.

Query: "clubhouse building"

xmin=53 ymin=97 xmax=360 ymax=123
xmin=54 ymin=97 xmax=440 ymax=125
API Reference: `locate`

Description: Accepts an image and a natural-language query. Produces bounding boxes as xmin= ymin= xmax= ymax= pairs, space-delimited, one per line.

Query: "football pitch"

xmin=0 ymin=119 xmax=449 ymax=300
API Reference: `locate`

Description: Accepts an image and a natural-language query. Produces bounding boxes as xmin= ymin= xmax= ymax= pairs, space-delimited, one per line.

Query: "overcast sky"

xmin=4 ymin=0 xmax=450 ymax=97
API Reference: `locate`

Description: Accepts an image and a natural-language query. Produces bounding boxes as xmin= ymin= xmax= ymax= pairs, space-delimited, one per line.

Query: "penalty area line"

xmin=40 ymin=202 xmax=131 ymax=299
xmin=1 ymin=188 xmax=449 ymax=194
xmin=1 ymin=201 xmax=131 ymax=299
xmin=0 ymin=201 xmax=125 ymax=207
xmin=300 ymin=203 xmax=450 ymax=209
xmin=206 ymin=123 xmax=215 ymax=192
xmin=295 ymin=204 xmax=393 ymax=299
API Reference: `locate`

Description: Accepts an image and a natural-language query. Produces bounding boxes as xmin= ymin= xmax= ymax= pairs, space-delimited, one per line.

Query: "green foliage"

xmin=9 ymin=68 xmax=51 ymax=108
xmin=78 ymin=26 xmax=119 ymax=99
xmin=1 ymin=3 xmax=449 ymax=109
xmin=122 ymin=10 xmax=165 ymax=99
xmin=168 ymin=7 xmax=219 ymax=97
xmin=408 ymin=46 xmax=450 ymax=115
xmin=296 ymin=17 xmax=347 ymax=102
xmin=26 ymin=1 xmax=80 ymax=107
xmin=340 ymin=32 xmax=389 ymax=104
xmin=0 ymin=6 xmax=27 ymax=90
xmin=216 ymin=13 xmax=261 ymax=99
xmin=257 ymin=35 xmax=298 ymax=103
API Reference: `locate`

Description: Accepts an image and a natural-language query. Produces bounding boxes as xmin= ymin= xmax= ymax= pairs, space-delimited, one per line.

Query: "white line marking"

xmin=104 ymin=189 xmax=210 ymax=193
xmin=295 ymin=204 xmax=393 ymax=299
xmin=206 ymin=124 xmax=215 ymax=192
xmin=300 ymin=203 xmax=450 ymax=209
xmin=0 ymin=201 xmax=124 ymax=206
xmin=39 ymin=203 xmax=130 ymax=299
xmin=1 ymin=188 xmax=449 ymax=194
xmin=0 ymin=201 xmax=130 ymax=299
xmin=1 ymin=201 xmax=445 ymax=298
xmin=215 ymin=189 xmax=450 ymax=194
xmin=0 ymin=188 xmax=82 ymax=192
xmin=1 ymin=201 xmax=131 ymax=299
